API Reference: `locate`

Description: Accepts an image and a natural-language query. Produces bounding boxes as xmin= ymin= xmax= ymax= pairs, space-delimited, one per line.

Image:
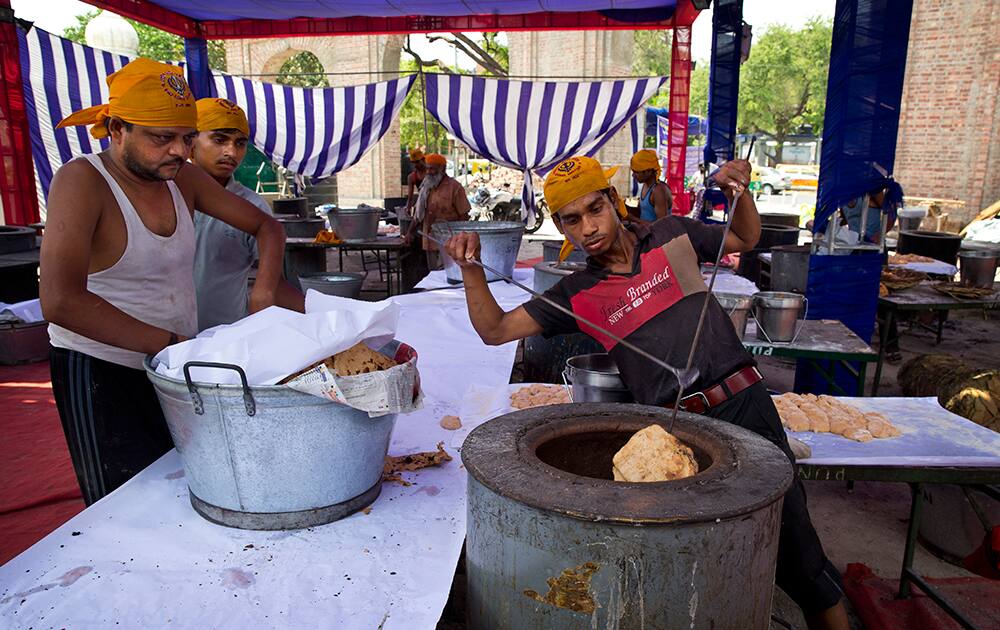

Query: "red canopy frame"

xmin=0 ymin=0 xmax=701 ymax=225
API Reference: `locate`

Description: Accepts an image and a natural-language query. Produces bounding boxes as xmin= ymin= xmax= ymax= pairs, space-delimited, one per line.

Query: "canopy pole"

xmin=184 ymin=36 xmax=213 ymax=99
xmin=703 ymin=0 xmax=743 ymax=167
xmin=666 ymin=24 xmax=693 ymax=215
xmin=0 ymin=4 xmax=40 ymax=225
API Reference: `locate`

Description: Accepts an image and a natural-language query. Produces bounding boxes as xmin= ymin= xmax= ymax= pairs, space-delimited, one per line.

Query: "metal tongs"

xmin=418 ymin=229 xmax=700 ymax=391
xmin=666 ymin=136 xmax=757 ymax=429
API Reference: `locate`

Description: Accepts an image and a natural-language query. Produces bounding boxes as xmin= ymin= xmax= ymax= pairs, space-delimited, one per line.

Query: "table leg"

xmin=872 ymin=309 xmax=894 ymax=396
xmin=857 ymin=362 xmax=868 ymax=397
xmin=898 ymin=483 xmax=923 ymax=599
xmin=936 ymin=310 xmax=946 ymax=345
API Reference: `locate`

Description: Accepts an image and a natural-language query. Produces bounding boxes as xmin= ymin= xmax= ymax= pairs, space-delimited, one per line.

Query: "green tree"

xmin=275 ymin=51 xmax=328 ymax=88
xmin=397 ymin=58 xmax=451 ymax=154
xmin=64 ymin=10 xmax=226 ymax=71
xmin=737 ymin=17 xmax=832 ymax=164
xmin=632 ymin=30 xmax=671 ymax=77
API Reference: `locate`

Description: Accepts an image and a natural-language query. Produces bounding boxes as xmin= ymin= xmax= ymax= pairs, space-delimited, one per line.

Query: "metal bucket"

xmin=277 ymin=216 xmax=325 ymax=239
xmin=752 ymin=291 xmax=807 ymax=343
xmin=433 ymin=221 xmax=524 ymax=284
xmin=523 ymin=262 xmax=602 ymax=384
xmin=714 ymin=292 xmax=752 ymax=339
xmin=297 ymin=272 xmax=365 ymax=298
xmin=769 ymin=244 xmax=811 ymax=294
xmin=462 ymin=403 xmax=793 ymax=629
xmin=144 ymin=350 xmax=401 ymax=530
xmin=563 ymin=353 xmax=633 ymax=403
xmin=328 ymin=207 xmax=381 ymax=242
xmin=958 ymin=250 xmax=998 ymax=289
xmin=542 ymin=239 xmax=586 ymax=263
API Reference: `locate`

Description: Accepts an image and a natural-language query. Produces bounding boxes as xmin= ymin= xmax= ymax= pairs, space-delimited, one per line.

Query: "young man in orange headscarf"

xmin=40 ymin=59 xmax=287 ymax=504
xmin=404 ymin=148 xmax=427 ymax=218
xmin=190 ymin=98 xmax=304 ymax=331
xmin=404 ymin=153 xmax=470 ymax=270
xmin=444 ymin=155 xmax=849 ymax=630
xmin=630 ymin=149 xmax=673 ymax=222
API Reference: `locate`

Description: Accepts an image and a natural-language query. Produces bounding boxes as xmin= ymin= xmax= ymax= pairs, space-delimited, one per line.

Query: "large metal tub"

xmin=463 ymin=403 xmax=793 ymax=629
xmin=523 ymin=262 xmax=602 ymax=384
xmin=769 ymin=244 xmax=811 ymax=294
xmin=328 ymin=206 xmax=381 ymax=242
xmin=958 ymin=250 xmax=998 ymax=289
xmin=277 ymin=216 xmax=325 ymax=239
xmin=898 ymin=230 xmax=963 ymax=266
xmin=144 ymin=347 xmax=402 ymax=530
xmin=297 ymin=271 xmax=365 ymax=298
xmin=563 ymin=353 xmax=633 ymax=403
xmin=433 ymin=221 xmax=524 ymax=284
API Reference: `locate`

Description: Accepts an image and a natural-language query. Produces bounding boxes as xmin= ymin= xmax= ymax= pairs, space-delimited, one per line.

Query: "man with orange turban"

xmin=630 ymin=149 xmax=673 ymax=222
xmin=404 ymin=147 xmax=427 ymax=218
xmin=404 ymin=152 xmax=470 ymax=270
xmin=41 ymin=59 xmax=287 ymax=505
xmin=443 ymin=154 xmax=849 ymax=630
xmin=190 ymin=97 xmax=304 ymax=331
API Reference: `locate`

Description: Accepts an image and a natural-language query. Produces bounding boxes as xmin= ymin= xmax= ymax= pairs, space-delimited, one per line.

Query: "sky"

xmin=12 ymin=0 xmax=835 ymax=67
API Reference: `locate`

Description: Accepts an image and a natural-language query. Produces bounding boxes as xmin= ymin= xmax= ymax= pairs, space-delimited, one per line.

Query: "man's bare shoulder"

xmin=50 ymin=156 xmax=102 ymax=190
xmin=48 ymin=157 xmax=110 ymax=218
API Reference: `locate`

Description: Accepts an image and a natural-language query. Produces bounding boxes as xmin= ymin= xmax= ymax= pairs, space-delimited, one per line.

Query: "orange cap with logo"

xmin=408 ymin=148 xmax=425 ymax=162
xmin=57 ymin=58 xmax=197 ymax=140
xmin=545 ymin=156 xmax=629 ymax=261
xmin=196 ymin=98 xmax=249 ymax=136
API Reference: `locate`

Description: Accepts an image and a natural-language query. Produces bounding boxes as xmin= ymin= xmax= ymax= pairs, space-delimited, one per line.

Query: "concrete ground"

xmin=330 ymin=232 xmax=997 ymax=629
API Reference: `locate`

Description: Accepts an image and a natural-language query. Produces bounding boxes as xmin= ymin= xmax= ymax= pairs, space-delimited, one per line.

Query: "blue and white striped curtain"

xmin=423 ymin=74 xmax=666 ymax=219
xmin=17 ymin=26 xmax=415 ymax=210
xmin=19 ymin=26 xmax=141 ymax=212
xmin=212 ymin=72 xmax=414 ymax=180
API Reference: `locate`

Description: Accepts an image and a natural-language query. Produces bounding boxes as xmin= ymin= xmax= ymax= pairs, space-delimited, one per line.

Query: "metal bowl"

xmin=297 ymin=272 xmax=365 ymax=298
xmin=433 ymin=221 xmax=524 ymax=283
xmin=328 ymin=207 xmax=381 ymax=243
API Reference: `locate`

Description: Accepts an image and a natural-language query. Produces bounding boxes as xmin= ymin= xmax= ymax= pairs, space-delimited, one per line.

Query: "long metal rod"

xmin=419 ymin=230 xmax=698 ymax=389
xmin=668 ymin=136 xmax=756 ymax=429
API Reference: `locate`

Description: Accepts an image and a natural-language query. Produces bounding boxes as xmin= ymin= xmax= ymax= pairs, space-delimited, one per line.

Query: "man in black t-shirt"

xmin=443 ymin=155 xmax=848 ymax=630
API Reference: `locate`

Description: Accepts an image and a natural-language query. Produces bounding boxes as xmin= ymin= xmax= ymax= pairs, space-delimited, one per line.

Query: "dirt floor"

xmin=336 ymin=236 xmax=999 ymax=629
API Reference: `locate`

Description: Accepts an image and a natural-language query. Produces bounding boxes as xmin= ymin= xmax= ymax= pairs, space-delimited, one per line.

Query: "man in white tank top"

xmin=40 ymin=59 xmax=288 ymax=505
xmin=190 ymin=98 xmax=304 ymax=331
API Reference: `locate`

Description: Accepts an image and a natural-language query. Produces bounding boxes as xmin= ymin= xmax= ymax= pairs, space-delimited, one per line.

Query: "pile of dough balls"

xmin=510 ymin=384 xmax=571 ymax=410
xmin=774 ymin=393 xmax=901 ymax=442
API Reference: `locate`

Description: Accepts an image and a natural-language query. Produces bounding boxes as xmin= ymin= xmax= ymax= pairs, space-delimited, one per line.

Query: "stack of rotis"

xmin=899 ymin=354 xmax=1000 ymax=431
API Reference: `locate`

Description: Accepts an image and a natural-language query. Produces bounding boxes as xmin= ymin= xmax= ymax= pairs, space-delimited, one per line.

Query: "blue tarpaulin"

xmin=703 ymin=0 xmax=742 ymax=166
xmin=812 ymin=0 xmax=914 ymax=234
xmin=795 ymin=252 xmax=883 ymax=396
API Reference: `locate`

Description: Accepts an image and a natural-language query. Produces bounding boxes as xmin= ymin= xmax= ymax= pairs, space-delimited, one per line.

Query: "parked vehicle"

xmin=467 ymin=187 xmax=546 ymax=233
xmin=752 ymin=165 xmax=793 ymax=196
xmin=775 ymin=164 xmax=819 ymax=191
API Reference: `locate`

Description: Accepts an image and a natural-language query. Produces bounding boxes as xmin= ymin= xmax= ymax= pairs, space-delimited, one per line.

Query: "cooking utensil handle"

xmin=750 ymin=302 xmax=775 ymax=346
xmin=790 ymin=297 xmax=809 ymax=345
xmin=182 ymin=361 xmax=257 ymax=417
xmin=561 ymin=369 xmax=574 ymax=403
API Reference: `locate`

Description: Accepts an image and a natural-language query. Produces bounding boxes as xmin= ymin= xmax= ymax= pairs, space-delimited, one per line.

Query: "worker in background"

xmin=444 ymin=155 xmax=849 ymax=630
xmin=405 ymin=153 xmax=471 ymax=270
xmin=40 ymin=59 xmax=287 ymax=505
xmin=841 ymin=183 xmax=900 ymax=244
xmin=190 ymin=98 xmax=304 ymax=331
xmin=404 ymin=148 xmax=427 ymax=218
xmin=630 ymin=149 xmax=673 ymax=222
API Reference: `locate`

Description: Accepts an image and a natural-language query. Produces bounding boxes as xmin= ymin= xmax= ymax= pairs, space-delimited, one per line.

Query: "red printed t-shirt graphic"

xmin=570 ymin=247 xmax=685 ymax=350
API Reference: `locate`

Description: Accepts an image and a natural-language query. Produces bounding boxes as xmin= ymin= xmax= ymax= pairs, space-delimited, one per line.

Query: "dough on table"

xmin=842 ymin=427 xmax=874 ymax=442
xmin=440 ymin=415 xmax=462 ymax=430
xmin=772 ymin=394 xmax=902 ymax=442
xmin=865 ymin=415 xmax=901 ymax=438
xmin=510 ymin=384 xmax=571 ymax=410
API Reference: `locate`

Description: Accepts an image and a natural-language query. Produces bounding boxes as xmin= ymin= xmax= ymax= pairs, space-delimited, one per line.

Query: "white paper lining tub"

xmin=144 ymin=340 xmax=418 ymax=530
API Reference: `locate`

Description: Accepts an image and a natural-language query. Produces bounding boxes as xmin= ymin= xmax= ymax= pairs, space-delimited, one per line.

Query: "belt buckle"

xmin=679 ymin=391 xmax=709 ymax=412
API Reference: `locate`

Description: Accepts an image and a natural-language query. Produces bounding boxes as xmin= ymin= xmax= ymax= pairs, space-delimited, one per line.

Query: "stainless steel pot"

xmin=328 ymin=207 xmax=381 ymax=242
xmin=769 ymin=244 xmax=811 ymax=294
xmin=542 ymin=239 xmax=586 ymax=263
xmin=297 ymin=272 xmax=365 ymax=298
xmin=277 ymin=216 xmax=325 ymax=239
xmin=752 ymin=291 xmax=807 ymax=343
xmin=958 ymin=250 xmax=998 ymax=289
xmin=144 ymin=345 xmax=404 ymax=530
xmin=563 ymin=353 xmax=633 ymax=403
xmin=715 ymin=292 xmax=752 ymax=339
xmin=433 ymin=221 xmax=524 ymax=284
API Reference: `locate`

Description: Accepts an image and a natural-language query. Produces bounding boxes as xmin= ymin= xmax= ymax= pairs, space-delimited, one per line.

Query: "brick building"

xmin=894 ymin=0 xmax=1000 ymax=224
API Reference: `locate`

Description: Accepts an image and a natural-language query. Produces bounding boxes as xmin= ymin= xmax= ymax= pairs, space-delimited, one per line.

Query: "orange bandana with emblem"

xmin=57 ymin=58 xmax=197 ymax=140
xmin=544 ymin=157 xmax=628 ymax=261
xmin=196 ymin=98 xmax=249 ymax=135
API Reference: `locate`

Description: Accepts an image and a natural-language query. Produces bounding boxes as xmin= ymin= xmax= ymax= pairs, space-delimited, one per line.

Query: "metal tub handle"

xmin=182 ymin=361 xmax=257 ymax=417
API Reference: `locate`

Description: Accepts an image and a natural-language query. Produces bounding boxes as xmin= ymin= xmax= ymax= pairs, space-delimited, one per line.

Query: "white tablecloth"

xmin=0 ymin=289 xmax=534 ymax=629
xmin=414 ymin=267 xmax=535 ymax=292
